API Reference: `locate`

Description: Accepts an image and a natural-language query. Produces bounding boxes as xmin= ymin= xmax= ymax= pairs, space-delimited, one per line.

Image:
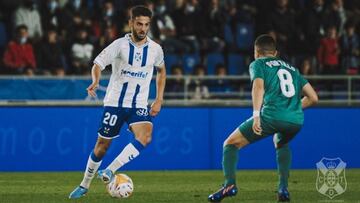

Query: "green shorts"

xmin=238 ymin=116 xmax=302 ymax=147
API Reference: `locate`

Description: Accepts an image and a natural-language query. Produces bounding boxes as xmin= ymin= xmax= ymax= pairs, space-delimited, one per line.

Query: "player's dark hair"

xmin=255 ymin=34 xmax=276 ymax=55
xmin=131 ymin=5 xmax=153 ymax=19
xmin=15 ymin=24 xmax=28 ymax=33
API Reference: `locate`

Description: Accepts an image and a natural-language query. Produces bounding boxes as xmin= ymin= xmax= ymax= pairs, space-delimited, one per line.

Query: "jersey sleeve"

xmin=249 ymin=60 xmax=264 ymax=81
xmin=154 ymin=45 xmax=164 ymax=68
xmin=94 ymin=39 xmax=120 ymax=70
xmin=299 ymin=73 xmax=308 ymax=87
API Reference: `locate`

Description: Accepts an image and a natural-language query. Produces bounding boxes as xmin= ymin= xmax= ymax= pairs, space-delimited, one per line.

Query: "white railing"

xmin=0 ymin=75 xmax=359 ymax=106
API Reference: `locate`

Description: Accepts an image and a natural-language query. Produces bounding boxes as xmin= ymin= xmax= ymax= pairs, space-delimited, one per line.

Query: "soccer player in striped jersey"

xmin=69 ymin=5 xmax=166 ymax=199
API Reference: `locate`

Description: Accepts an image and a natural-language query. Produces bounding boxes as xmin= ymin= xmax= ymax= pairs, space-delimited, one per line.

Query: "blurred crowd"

xmin=0 ymin=0 xmax=359 ymax=80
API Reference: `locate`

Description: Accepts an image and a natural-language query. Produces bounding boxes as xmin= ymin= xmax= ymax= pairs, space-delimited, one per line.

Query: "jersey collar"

xmin=125 ymin=33 xmax=149 ymax=48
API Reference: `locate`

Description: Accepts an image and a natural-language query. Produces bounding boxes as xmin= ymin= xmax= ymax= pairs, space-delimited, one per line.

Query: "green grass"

xmin=0 ymin=170 xmax=359 ymax=203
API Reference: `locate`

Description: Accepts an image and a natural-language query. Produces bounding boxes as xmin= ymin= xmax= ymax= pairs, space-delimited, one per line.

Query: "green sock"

xmin=276 ymin=144 xmax=291 ymax=189
xmin=222 ymin=144 xmax=238 ymax=186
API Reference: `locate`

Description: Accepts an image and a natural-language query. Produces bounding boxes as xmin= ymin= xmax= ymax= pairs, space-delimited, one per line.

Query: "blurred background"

xmin=0 ymin=0 xmax=359 ymax=171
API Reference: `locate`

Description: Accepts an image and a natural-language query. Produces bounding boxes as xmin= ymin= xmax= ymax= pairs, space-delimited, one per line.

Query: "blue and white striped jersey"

xmin=94 ymin=34 xmax=164 ymax=108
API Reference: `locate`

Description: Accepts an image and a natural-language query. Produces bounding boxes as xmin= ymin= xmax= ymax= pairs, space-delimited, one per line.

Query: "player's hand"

xmin=252 ymin=116 xmax=262 ymax=135
xmin=86 ymin=82 xmax=99 ymax=97
xmin=150 ymin=99 xmax=163 ymax=116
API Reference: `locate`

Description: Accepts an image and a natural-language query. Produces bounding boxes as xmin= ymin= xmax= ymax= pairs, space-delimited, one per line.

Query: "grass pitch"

xmin=0 ymin=170 xmax=359 ymax=203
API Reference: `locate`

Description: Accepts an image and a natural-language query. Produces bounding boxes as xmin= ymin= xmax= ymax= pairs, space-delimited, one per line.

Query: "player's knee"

xmin=94 ymin=142 xmax=111 ymax=158
xmin=136 ymin=132 xmax=152 ymax=146
xmin=223 ymin=135 xmax=248 ymax=149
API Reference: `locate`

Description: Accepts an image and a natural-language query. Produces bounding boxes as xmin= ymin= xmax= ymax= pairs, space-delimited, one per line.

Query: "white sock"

xmin=107 ymin=143 xmax=141 ymax=173
xmin=80 ymin=153 xmax=102 ymax=189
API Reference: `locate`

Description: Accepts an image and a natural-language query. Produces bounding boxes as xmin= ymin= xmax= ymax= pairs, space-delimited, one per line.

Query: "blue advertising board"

xmin=0 ymin=107 xmax=359 ymax=171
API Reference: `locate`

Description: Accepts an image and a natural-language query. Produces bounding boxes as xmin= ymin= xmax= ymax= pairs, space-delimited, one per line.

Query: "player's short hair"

xmin=131 ymin=5 xmax=153 ymax=19
xmin=254 ymin=34 xmax=276 ymax=54
xmin=15 ymin=24 xmax=28 ymax=33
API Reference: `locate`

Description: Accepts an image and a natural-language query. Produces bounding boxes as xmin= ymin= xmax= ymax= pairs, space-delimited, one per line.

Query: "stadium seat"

xmin=224 ymin=24 xmax=234 ymax=44
xmin=227 ymin=54 xmax=246 ymax=75
xmin=0 ymin=22 xmax=7 ymax=49
xmin=164 ymin=54 xmax=180 ymax=73
xmin=182 ymin=53 xmax=200 ymax=74
xmin=206 ymin=52 xmax=225 ymax=75
xmin=235 ymin=23 xmax=254 ymax=51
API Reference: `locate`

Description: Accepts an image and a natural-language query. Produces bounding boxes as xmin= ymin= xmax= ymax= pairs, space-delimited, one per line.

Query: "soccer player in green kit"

xmin=208 ymin=34 xmax=318 ymax=202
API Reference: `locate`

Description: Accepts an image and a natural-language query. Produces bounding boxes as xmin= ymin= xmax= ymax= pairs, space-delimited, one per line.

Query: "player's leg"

xmin=209 ymin=117 xmax=274 ymax=202
xmin=69 ymin=139 xmax=113 ymax=199
xmin=99 ymin=108 xmax=152 ymax=183
xmin=222 ymin=128 xmax=250 ymax=186
xmin=273 ymin=122 xmax=302 ymax=202
xmin=208 ymin=128 xmax=250 ymax=202
xmin=69 ymin=107 xmax=123 ymax=198
xmin=274 ymin=134 xmax=291 ymax=202
xmin=104 ymin=122 xmax=152 ymax=175
xmin=80 ymin=137 xmax=112 ymax=188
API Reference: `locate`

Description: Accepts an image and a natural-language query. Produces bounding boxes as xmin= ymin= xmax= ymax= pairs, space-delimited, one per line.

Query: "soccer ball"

xmin=106 ymin=173 xmax=134 ymax=198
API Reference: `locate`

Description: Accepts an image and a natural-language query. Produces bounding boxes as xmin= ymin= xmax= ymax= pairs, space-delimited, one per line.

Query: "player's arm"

xmin=301 ymin=83 xmax=318 ymax=109
xmin=87 ymin=39 xmax=119 ymax=97
xmin=150 ymin=65 xmax=166 ymax=116
xmin=87 ymin=63 xmax=102 ymax=97
xmin=252 ymin=78 xmax=264 ymax=135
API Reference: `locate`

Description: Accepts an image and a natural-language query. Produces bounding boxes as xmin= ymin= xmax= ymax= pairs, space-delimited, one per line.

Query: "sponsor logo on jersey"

xmin=316 ymin=157 xmax=347 ymax=199
xmin=121 ymin=69 xmax=148 ymax=79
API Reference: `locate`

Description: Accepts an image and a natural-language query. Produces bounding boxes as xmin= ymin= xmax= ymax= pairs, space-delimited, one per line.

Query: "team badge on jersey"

xmin=135 ymin=52 xmax=142 ymax=62
xmin=136 ymin=108 xmax=149 ymax=117
xmin=316 ymin=157 xmax=347 ymax=199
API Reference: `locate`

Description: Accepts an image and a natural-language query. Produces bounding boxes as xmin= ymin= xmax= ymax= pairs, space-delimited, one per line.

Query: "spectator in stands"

xmin=40 ymin=0 xmax=65 ymax=36
xmin=36 ymin=28 xmax=65 ymax=76
xmin=92 ymin=0 xmax=120 ymax=40
xmin=300 ymin=58 xmax=314 ymax=75
xmin=267 ymin=0 xmax=297 ymax=60
xmin=70 ymin=26 xmax=93 ymax=75
xmin=13 ymin=0 xmax=43 ymax=41
xmin=324 ymin=0 xmax=347 ymax=36
xmin=210 ymin=63 xmax=232 ymax=98
xmin=189 ymin=64 xmax=210 ymax=99
xmin=118 ymin=7 xmax=131 ymax=36
xmin=317 ymin=26 xmax=341 ymax=74
xmin=166 ymin=64 xmax=185 ymax=99
xmin=94 ymin=25 xmax=116 ymax=54
xmin=152 ymin=0 xmax=190 ymax=54
xmin=340 ymin=21 xmax=359 ymax=74
xmin=93 ymin=25 xmax=116 ymax=74
xmin=344 ymin=0 xmax=360 ymax=26
xmin=2 ymin=25 xmax=36 ymax=75
xmin=171 ymin=0 xmax=202 ymax=53
xmin=201 ymin=0 xmax=226 ymax=53
xmin=63 ymin=0 xmax=91 ymax=39
xmin=302 ymin=0 xmax=326 ymax=57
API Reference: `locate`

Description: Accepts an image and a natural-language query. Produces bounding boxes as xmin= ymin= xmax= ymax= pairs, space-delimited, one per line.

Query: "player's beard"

xmin=132 ymin=30 xmax=147 ymax=42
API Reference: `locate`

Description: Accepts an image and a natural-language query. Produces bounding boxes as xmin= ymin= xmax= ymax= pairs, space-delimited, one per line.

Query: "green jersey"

xmin=249 ymin=57 xmax=308 ymax=125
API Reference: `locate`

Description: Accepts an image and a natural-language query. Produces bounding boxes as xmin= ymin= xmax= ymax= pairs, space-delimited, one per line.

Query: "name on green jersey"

xmin=265 ymin=60 xmax=296 ymax=72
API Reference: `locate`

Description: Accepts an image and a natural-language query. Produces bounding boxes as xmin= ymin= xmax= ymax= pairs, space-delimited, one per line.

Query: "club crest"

xmin=135 ymin=52 xmax=142 ymax=62
xmin=316 ymin=157 xmax=347 ymax=199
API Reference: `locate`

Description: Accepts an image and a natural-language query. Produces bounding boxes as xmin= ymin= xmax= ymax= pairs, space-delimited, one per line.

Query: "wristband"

xmin=253 ymin=110 xmax=260 ymax=117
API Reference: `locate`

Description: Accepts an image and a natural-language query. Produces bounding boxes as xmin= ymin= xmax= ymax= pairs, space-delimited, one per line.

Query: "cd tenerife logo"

xmin=316 ymin=157 xmax=347 ymax=199
xmin=121 ymin=70 xmax=148 ymax=79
